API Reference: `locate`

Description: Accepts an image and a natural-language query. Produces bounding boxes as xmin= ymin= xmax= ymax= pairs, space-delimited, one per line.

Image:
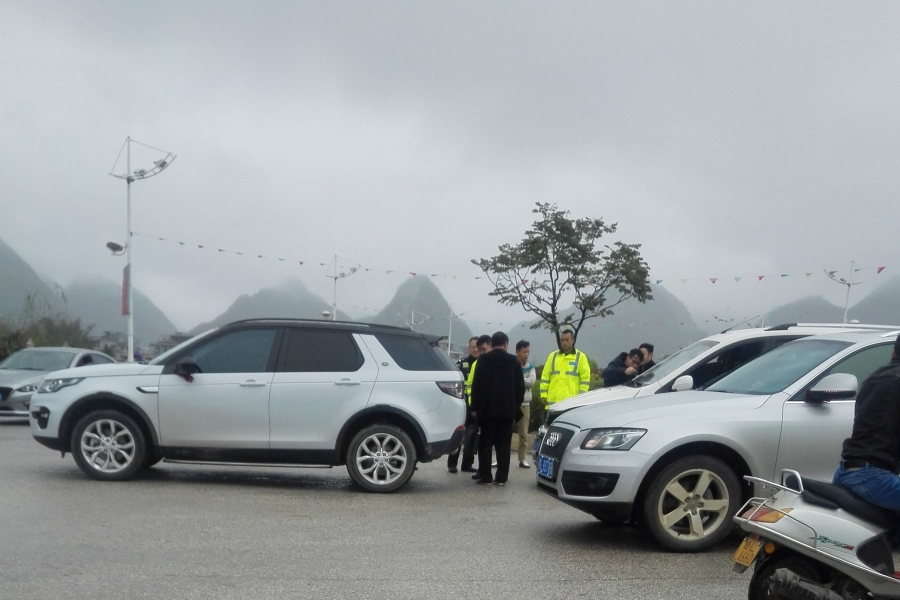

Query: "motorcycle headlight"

xmin=37 ymin=378 xmax=84 ymax=394
xmin=15 ymin=383 xmax=38 ymax=393
xmin=581 ymin=428 xmax=646 ymax=451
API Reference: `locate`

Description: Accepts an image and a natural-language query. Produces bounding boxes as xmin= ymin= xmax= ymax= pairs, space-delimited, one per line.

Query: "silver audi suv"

xmin=536 ymin=330 xmax=898 ymax=551
xmin=29 ymin=319 xmax=466 ymax=493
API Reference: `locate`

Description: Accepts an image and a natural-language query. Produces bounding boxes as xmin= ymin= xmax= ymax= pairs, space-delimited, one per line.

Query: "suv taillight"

xmin=436 ymin=381 xmax=464 ymax=399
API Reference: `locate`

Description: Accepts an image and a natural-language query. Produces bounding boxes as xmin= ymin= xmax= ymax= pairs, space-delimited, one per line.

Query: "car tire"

xmin=642 ymin=455 xmax=741 ymax=552
xmin=71 ymin=410 xmax=147 ymax=481
xmin=346 ymin=424 xmax=417 ymax=493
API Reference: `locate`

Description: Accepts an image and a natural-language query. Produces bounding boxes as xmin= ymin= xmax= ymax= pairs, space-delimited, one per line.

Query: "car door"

xmin=774 ymin=342 xmax=894 ymax=481
xmin=157 ymin=327 xmax=280 ymax=457
xmin=268 ymin=328 xmax=377 ymax=461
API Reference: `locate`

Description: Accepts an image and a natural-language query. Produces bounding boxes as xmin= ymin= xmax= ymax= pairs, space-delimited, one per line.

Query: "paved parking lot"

xmin=1 ymin=422 xmax=749 ymax=599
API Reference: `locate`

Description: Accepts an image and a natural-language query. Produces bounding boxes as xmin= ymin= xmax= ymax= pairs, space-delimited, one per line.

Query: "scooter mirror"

xmin=807 ymin=373 xmax=858 ymax=402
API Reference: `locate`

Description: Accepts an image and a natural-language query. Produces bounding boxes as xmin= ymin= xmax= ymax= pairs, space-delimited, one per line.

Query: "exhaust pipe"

xmin=771 ymin=569 xmax=843 ymax=600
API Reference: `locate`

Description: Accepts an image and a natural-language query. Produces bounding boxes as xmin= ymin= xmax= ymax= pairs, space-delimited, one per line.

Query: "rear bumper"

xmin=423 ymin=426 xmax=466 ymax=461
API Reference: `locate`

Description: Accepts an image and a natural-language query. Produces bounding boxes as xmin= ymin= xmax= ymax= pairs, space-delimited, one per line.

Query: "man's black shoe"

xmin=472 ymin=473 xmax=484 ymax=480
xmin=475 ymin=479 xmax=492 ymax=485
xmin=460 ymin=466 xmax=477 ymax=473
xmin=448 ymin=466 xmax=458 ymax=473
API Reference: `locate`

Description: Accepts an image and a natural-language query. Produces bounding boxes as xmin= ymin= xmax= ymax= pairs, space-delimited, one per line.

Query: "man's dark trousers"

xmin=447 ymin=408 xmax=478 ymax=470
xmin=477 ymin=417 xmax=513 ymax=483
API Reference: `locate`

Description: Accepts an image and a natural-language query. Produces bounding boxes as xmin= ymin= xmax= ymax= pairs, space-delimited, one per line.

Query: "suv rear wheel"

xmin=346 ymin=424 xmax=417 ymax=493
xmin=642 ymin=455 xmax=741 ymax=552
xmin=71 ymin=410 xmax=147 ymax=481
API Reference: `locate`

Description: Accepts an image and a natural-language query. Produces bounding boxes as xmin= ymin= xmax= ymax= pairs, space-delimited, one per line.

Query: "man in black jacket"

xmin=603 ymin=349 xmax=643 ymax=387
xmin=470 ymin=331 xmax=525 ymax=486
xmin=447 ymin=336 xmax=483 ymax=473
xmin=833 ymin=335 xmax=900 ymax=510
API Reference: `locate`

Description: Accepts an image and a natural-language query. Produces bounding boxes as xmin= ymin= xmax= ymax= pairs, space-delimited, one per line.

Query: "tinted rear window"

xmin=279 ymin=329 xmax=364 ymax=372
xmin=375 ymin=334 xmax=455 ymax=371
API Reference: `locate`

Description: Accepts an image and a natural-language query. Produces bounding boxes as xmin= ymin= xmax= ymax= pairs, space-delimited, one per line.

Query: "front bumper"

xmin=536 ymin=423 xmax=654 ymax=522
xmin=0 ymin=390 xmax=31 ymax=418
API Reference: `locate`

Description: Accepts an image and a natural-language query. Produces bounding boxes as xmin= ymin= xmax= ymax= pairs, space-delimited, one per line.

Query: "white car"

xmin=535 ymin=323 xmax=898 ymax=453
xmin=29 ymin=319 xmax=466 ymax=493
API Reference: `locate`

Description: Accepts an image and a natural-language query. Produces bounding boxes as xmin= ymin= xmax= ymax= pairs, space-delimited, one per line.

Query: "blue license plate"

xmin=532 ymin=434 xmax=543 ymax=453
xmin=537 ymin=455 xmax=555 ymax=479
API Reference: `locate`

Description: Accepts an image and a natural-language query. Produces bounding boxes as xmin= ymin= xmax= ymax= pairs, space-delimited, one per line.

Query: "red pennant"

xmin=410 ymin=272 xmax=416 ymax=276
xmin=257 ymin=255 xmax=264 ymax=258
xmin=758 ymin=275 xmax=765 ymax=281
xmin=299 ymin=261 xmax=304 ymax=265
xmin=878 ymin=267 xmax=886 ymax=274
xmin=710 ymin=278 xmax=717 ymax=284
xmin=198 ymin=245 xmax=204 ymax=249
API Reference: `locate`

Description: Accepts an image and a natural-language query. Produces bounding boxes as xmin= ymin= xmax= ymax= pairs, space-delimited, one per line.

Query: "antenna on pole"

xmin=824 ymin=260 xmax=861 ymax=324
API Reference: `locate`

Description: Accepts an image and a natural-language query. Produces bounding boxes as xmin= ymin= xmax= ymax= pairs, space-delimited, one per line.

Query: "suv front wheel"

xmin=642 ymin=455 xmax=741 ymax=552
xmin=71 ymin=410 xmax=147 ymax=481
xmin=346 ymin=424 xmax=417 ymax=493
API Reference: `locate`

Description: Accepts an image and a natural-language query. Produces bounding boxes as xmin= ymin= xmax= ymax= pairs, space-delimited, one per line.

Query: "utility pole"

xmin=325 ymin=255 xmax=360 ymax=321
xmin=824 ymin=260 xmax=860 ymax=324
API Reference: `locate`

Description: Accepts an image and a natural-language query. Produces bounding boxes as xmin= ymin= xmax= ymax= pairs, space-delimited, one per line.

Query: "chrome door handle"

xmin=239 ymin=380 xmax=267 ymax=387
xmin=335 ymin=379 xmax=361 ymax=386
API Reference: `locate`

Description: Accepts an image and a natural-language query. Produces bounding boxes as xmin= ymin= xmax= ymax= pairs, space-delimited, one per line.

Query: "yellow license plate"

xmin=732 ymin=537 xmax=763 ymax=567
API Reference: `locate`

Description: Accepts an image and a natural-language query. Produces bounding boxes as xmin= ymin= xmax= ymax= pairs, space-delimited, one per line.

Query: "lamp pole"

xmin=109 ymin=136 xmax=176 ymax=362
xmin=824 ymin=260 xmax=860 ymax=324
xmin=325 ymin=255 xmax=360 ymax=321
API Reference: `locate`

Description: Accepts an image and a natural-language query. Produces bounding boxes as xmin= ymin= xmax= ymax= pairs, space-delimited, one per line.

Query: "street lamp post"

xmin=108 ymin=136 xmax=176 ymax=362
xmin=325 ymin=255 xmax=360 ymax=321
xmin=824 ymin=260 xmax=861 ymax=324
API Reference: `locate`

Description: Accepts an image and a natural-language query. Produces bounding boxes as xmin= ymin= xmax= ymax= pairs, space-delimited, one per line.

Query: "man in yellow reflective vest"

xmin=448 ymin=335 xmax=491 ymax=473
xmin=539 ymin=329 xmax=591 ymax=406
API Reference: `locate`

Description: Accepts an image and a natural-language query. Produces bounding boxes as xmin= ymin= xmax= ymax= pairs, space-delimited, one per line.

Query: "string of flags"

xmin=133 ymin=232 xmax=888 ymax=287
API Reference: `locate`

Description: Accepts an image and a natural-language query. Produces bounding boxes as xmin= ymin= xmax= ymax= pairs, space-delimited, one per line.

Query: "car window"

xmin=91 ymin=354 xmax=114 ymax=364
xmin=278 ymin=329 xmax=363 ymax=372
xmin=821 ymin=343 xmax=894 ymax=389
xmin=374 ymin=333 xmax=455 ymax=371
xmin=76 ymin=354 xmax=95 ymax=367
xmin=706 ymin=339 xmax=851 ymax=395
xmin=630 ymin=340 xmax=718 ymax=387
xmin=188 ymin=329 xmax=278 ymax=374
xmin=0 ymin=350 xmax=76 ymax=371
xmin=689 ymin=342 xmax=764 ymax=389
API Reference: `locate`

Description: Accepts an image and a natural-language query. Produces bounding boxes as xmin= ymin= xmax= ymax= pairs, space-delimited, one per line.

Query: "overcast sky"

xmin=1 ymin=1 xmax=898 ymax=331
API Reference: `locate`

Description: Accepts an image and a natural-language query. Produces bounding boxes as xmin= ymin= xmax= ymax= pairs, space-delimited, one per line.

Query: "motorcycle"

xmin=732 ymin=469 xmax=900 ymax=600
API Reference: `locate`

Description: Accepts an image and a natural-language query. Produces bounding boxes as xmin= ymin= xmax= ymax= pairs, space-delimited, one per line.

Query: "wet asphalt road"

xmin=0 ymin=421 xmax=750 ymax=599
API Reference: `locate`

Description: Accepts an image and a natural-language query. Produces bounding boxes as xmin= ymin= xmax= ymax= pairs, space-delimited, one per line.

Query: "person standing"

xmin=470 ymin=331 xmax=525 ymax=486
xmin=602 ymin=348 xmax=643 ymax=387
xmin=515 ymin=340 xmax=536 ymax=468
xmin=447 ymin=337 xmax=480 ymax=473
xmin=637 ymin=343 xmax=655 ymax=374
xmin=538 ymin=329 xmax=591 ymax=407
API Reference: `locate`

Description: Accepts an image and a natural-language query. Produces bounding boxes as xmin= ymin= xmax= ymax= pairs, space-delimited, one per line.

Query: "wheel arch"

xmin=633 ymin=440 xmax=754 ymax=522
xmin=60 ymin=393 xmax=159 ymax=452
xmin=336 ymin=405 xmax=428 ymax=463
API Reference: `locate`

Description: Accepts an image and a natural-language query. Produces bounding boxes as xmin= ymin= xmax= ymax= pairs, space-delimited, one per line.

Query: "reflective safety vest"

xmin=539 ymin=349 xmax=590 ymax=404
xmin=465 ymin=360 xmax=477 ymax=405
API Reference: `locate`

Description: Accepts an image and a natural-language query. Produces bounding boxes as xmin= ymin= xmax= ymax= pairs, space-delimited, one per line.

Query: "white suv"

xmin=29 ymin=319 xmax=466 ymax=493
xmin=535 ymin=323 xmax=898 ymax=453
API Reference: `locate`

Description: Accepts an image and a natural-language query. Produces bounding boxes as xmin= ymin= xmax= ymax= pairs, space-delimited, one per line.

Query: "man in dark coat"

xmin=470 ymin=331 xmax=525 ymax=486
xmin=603 ymin=349 xmax=643 ymax=387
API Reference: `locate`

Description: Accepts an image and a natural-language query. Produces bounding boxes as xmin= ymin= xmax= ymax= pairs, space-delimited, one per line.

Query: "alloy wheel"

xmin=80 ymin=418 xmax=136 ymax=473
xmin=355 ymin=433 xmax=408 ymax=486
xmin=656 ymin=468 xmax=730 ymax=541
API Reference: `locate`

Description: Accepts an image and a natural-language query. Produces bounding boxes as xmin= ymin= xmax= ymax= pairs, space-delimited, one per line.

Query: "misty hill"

xmin=364 ymin=276 xmax=473 ymax=349
xmin=847 ymin=276 xmax=900 ymax=326
xmin=190 ymin=279 xmax=348 ymax=334
xmin=63 ymin=279 xmax=178 ymax=344
xmin=764 ymin=296 xmax=844 ymax=325
xmin=0 ymin=237 xmax=66 ymax=320
xmin=506 ymin=285 xmax=706 ymax=367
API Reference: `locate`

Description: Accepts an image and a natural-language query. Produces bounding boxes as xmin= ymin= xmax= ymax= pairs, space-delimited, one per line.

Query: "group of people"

xmin=602 ymin=343 xmax=655 ymax=387
xmin=447 ymin=329 xmax=592 ymax=485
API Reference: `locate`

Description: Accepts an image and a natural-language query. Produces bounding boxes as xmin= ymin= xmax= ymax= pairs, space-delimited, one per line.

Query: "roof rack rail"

xmin=765 ymin=322 xmax=900 ymax=332
xmin=221 ymin=318 xmax=413 ymax=333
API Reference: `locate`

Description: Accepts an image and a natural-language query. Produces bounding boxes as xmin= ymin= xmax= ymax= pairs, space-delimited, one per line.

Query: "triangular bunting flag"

xmin=655 ymin=279 xmax=663 ymax=285
xmin=828 ymin=270 xmax=837 ymax=276
xmin=878 ymin=266 xmax=886 ymax=274
xmin=409 ymin=272 xmax=416 ymax=276
xmin=780 ymin=274 xmax=789 ymax=278
xmin=299 ymin=261 xmax=304 ymax=265
xmin=178 ymin=242 xmax=185 ymax=245
xmin=734 ymin=277 xmax=741 ymax=282
xmin=257 ymin=255 xmax=264 ymax=259
xmin=218 ymin=249 xmax=225 ymax=252
xmin=806 ymin=273 xmax=812 ymax=277
xmin=758 ymin=275 xmax=764 ymax=281
xmin=710 ymin=278 xmax=717 ymax=284
xmin=681 ymin=279 xmax=688 ymax=283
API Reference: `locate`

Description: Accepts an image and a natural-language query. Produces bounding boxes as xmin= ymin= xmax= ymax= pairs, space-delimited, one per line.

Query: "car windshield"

xmin=628 ymin=340 xmax=719 ymax=387
xmin=0 ymin=349 xmax=75 ymax=372
xmin=149 ymin=329 xmax=217 ymax=365
xmin=706 ymin=338 xmax=852 ymax=395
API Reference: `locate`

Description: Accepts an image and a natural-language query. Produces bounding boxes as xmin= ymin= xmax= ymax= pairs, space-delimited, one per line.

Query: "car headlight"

xmin=37 ymin=378 xmax=84 ymax=394
xmin=581 ymin=428 xmax=646 ymax=451
xmin=15 ymin=383 xmax=38 ymax=393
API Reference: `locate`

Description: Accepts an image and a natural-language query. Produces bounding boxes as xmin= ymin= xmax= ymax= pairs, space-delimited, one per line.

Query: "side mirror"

xmin=807 ymin=373 xmax=857 ymax=402
xmin=173 ymin=357 xmax=201 ymax=376
xmin=671 ymin=375 xmax=693 ymax=392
